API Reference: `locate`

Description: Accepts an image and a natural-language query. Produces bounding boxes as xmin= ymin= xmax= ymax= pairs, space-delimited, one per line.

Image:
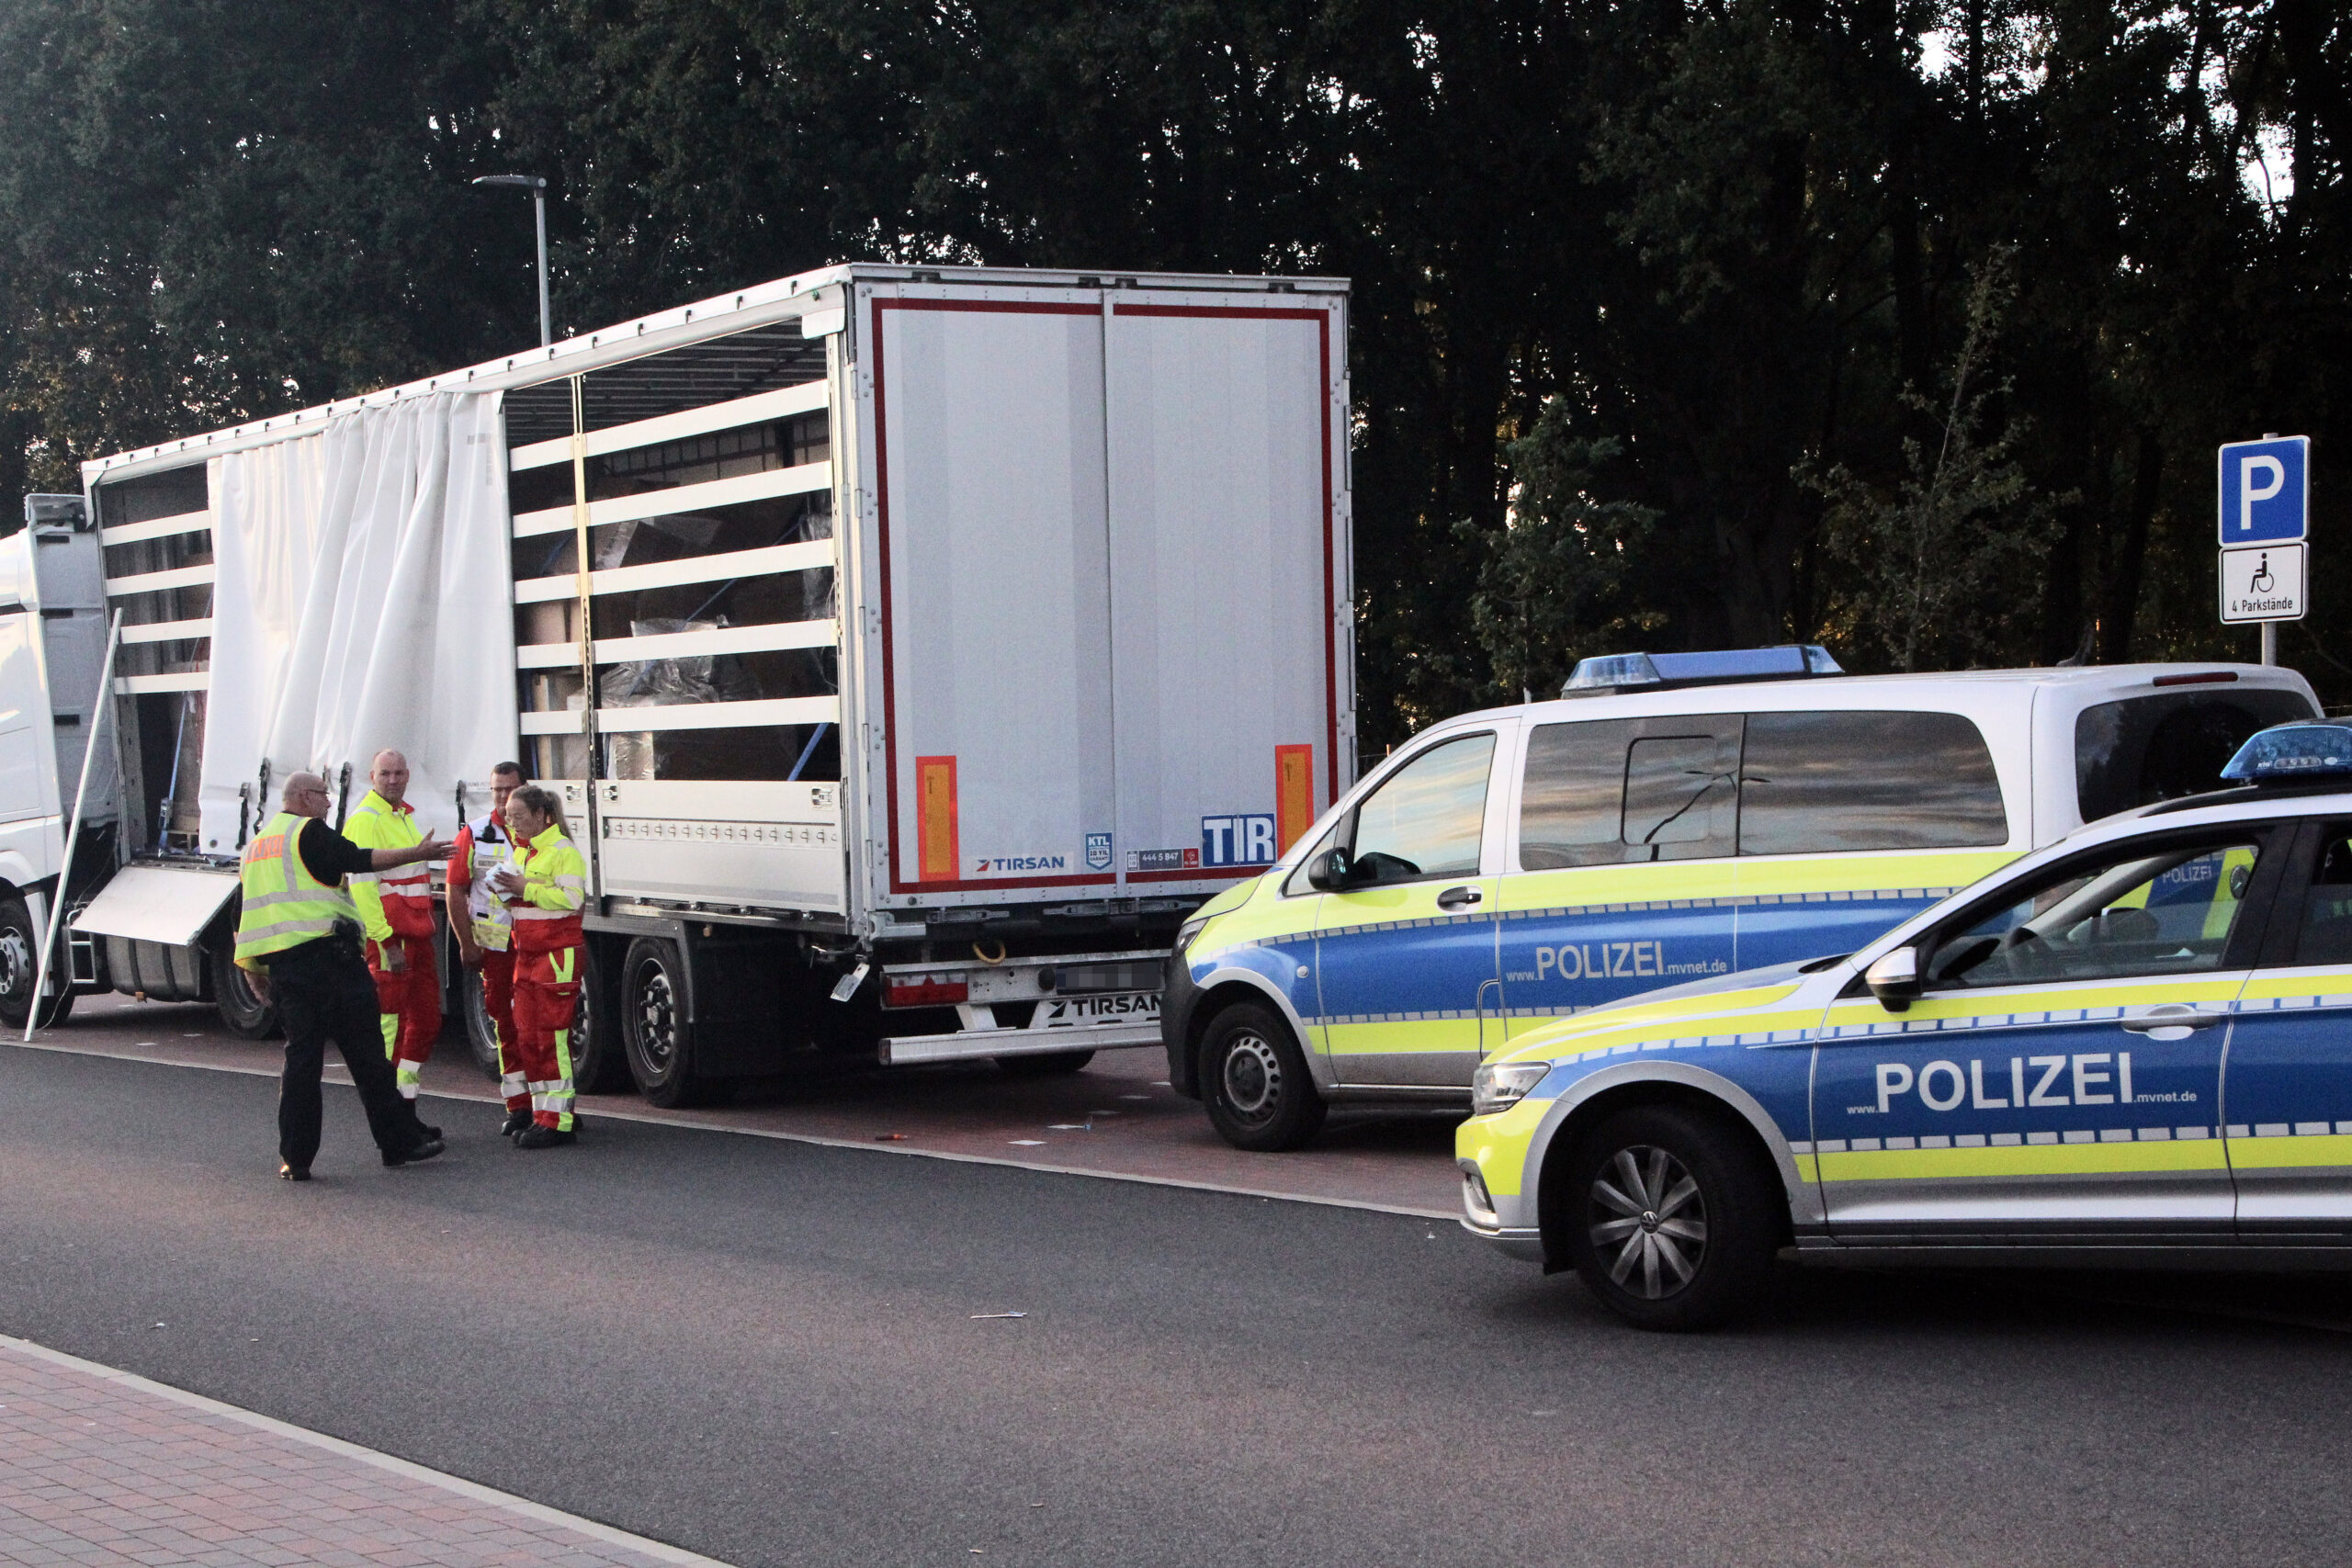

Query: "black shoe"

xmin=415 ymin=1119 xmax=444 ymax=1141
xmin=500 ymin=1110 xmax=533 ymax=1137
xmin=277 ymin=1163 xmax=311 ymax=1182
xmin=513 ymin=1124 xmax=577 ymax=1150
xmin=383 ymin=1134 xmax=446 ymax=1168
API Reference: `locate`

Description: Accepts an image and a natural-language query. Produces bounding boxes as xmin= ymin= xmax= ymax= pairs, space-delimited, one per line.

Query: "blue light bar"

xmin=2220 ymin=720 xmax=2352 ymax=783
xmin=1562 ymin=644 xmax=1844 ymax=696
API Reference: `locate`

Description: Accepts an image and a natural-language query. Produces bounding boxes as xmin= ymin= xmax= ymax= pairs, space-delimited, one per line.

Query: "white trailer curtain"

xmin=197 ymin=392 xmax=516 ymax=850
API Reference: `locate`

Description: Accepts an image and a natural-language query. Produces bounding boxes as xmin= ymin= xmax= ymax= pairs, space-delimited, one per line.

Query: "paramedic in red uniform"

xmin=494 ymin=784 xmax=588 ymax=1149
xmin=447 ymin=761 xmax=527 ymax=1136
xmin=344 ymin=749 xmax=442 ymax=1116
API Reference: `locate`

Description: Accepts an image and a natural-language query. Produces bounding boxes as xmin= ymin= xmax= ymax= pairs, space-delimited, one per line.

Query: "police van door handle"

xmin=2121 ymin=1006 xmax=2224 ymax=1035
xmin=1437 ymin=885 xmax=1484 ymax=910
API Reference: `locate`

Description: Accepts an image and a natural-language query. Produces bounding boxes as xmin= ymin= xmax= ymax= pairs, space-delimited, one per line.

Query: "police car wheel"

xmin=1563 ymin=1105 xmax=1776 ymax=1331
xmin=1200 ymin=1002 xmax=1325 ymax=1152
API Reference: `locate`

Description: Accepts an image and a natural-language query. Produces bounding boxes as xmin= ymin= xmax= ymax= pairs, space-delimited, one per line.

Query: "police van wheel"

xmin=996 ymin=1050 xmax=1095 ymax=1077
xmin=209 ymin=934 xmax=279 ymax=1040
xmin=621 ymin=937 xmax=717 ymax=1108
xmin=1200 ymin=1003 xmax=1325 ymax=1152
xmin=1562 ymin=1104 xmax=1777 ymax=1332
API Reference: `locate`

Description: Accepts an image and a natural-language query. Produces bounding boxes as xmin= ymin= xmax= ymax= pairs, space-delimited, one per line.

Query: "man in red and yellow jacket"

xmin=344 ymin=750 xmax=442 ymax=1110
xmin=492 ymin=784 xmax=588 ymax=1149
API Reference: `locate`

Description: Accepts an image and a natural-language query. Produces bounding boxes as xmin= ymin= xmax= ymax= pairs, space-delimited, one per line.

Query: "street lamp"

xmin=471 ymin=174 xmax=550 ymax=348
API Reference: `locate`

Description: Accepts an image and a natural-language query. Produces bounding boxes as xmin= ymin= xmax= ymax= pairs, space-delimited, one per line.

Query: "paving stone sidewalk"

xmin=0 ymin=1335 xmax=729 ymax=1567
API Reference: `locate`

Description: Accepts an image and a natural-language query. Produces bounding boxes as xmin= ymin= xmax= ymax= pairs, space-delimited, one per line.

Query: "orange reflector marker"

xmin=1275 ymin=743 xmax=1314 ymax=854
xmin=917 ymin=755 xmax=959 ymax=881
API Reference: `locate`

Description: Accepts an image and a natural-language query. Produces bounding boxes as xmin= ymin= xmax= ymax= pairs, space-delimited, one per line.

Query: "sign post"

xmin=2218 ymin=434 xmax=2310 ymax=664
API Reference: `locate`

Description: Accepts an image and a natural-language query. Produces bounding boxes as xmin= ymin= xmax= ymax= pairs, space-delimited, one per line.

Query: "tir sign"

xmin=2218 ymin=436 xmax=2309 ymax=545
xmin=1202 ymin=814 xmax=1278 ymax=868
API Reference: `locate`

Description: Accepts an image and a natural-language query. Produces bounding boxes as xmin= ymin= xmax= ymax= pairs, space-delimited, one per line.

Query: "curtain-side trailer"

xmin=6 ymin=265 xmax=1354 ymax=1103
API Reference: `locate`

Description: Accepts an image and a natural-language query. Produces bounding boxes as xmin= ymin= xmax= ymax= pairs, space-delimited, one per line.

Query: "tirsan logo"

xmin=1852 ymin=1052 xmax=2189 ymax=1115
xmin=975 ymin=856 xmax=1067 ymax=873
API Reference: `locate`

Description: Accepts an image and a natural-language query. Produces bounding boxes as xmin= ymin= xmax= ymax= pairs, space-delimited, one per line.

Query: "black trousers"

xmin=267 ymin=933 xmax=424 ymax=1168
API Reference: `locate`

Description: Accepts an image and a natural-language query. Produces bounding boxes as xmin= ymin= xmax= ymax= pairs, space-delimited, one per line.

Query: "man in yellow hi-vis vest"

xmin=237 ymin=772 xmax=449 ymax=1180
xmin=344 ymin=750 xmax=443 ymax=1106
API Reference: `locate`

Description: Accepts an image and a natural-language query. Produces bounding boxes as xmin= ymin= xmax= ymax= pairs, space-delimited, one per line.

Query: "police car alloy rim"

xmin=1588 ymin=1145 xmax=1708 ymax=1300
xmin=1221 ymin=1032 xmax=1283 ymax=1123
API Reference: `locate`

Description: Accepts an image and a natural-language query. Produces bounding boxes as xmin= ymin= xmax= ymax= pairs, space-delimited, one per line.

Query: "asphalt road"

xmin=6 ymin=1046 xmax=2352 ymax=1567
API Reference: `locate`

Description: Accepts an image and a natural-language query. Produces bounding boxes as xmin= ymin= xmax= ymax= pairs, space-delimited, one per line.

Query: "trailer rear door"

xmin=853 ymin=278 xmax=1350 ymax=912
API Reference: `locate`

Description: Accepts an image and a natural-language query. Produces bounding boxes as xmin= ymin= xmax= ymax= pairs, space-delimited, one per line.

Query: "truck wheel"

xmin=1199 ymin=1002 xmax=1324 ymax=1151
xmin=458 ymin=967 xmax=503 ymax=1080
xmin=1560 ymin=1104 xmax=1780 ymax=1332
xmin=620 ymin=937 xmax=719 ymax=1108
xmin=995 ymin=1050 xmax=1095 ymax=1077
xmin=569 ymin=943 xmax=628 ymax=1093
xmin=209 ymin=937 xmax=279 ymax=1039
xmin=0 ymin=896 xmax=70 ymax=1029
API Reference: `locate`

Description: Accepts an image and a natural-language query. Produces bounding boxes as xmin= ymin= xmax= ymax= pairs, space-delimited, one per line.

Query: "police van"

xmin=1455 ymin=716 xmax=2352 ymax=1329
xmin=1161 ymin=648 xmax=2318 ymax=1150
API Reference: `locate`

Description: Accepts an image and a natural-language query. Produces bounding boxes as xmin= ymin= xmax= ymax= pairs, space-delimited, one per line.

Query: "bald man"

xmin=345 ymin=750 xmax=443 ymax=1105
xmin=235 ymin=772 xmax=450 ymax=1179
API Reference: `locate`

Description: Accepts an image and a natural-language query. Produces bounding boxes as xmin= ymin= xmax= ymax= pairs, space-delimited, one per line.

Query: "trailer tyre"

xmin=209 ymin=929 xmax=279 ymax=1040
xmin=620 ymin=937 xmax=720 ymax=1108
xmin=995 ymin=1050 xmax=1095 ymax=1077
xmin=1199 ymin=1001 xmax=1324 ymax=1151
xmin=0 ymin=896 xmax=71 ymax=1030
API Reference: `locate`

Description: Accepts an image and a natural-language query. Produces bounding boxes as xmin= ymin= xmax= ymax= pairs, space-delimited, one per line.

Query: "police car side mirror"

xmin=1864 ymin=946 xmax=1921 ymax=1013
xmin=1306 ymin=847 xmax=1353 ymax=892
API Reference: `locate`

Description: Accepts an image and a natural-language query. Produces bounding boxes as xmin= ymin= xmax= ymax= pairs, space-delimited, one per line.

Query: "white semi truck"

xmin=0 ymin=265 xmax=1355 ymax=1104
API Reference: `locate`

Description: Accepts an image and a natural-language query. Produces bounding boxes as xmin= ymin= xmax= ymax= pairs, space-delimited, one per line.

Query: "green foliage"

xmin=1803 ymin=248 xmax=2071 ymax=671
xmin=1459 ymin=409 xmax=1657 ymax=701
xmin=0 ymin=0 xmax=2346 ymax=737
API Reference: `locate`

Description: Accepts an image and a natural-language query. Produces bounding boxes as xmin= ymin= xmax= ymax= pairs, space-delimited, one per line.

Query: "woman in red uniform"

xmin=492 ymin=784 xmax=588 ymax=1150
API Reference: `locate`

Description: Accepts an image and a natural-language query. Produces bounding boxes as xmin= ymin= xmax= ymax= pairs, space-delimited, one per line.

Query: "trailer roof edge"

xmin=80 ymin=265 xmax=1351 ymax=486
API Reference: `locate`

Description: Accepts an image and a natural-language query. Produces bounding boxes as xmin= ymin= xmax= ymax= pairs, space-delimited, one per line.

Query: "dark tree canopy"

xmin=1 ymin=0 xmax=2346 ymax=750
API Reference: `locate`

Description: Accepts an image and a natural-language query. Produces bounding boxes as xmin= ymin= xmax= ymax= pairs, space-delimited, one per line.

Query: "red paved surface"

xmin=18 ymin=995 xmax=1464 ymax=1218
xmin=0 ymin=1334 xmax=726 ymax=1567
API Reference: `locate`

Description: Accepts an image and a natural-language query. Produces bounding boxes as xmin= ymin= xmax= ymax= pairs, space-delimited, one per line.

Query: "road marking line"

xmin=0 ymin=1331 xmax=735 ymax=1565
xmin=6 ymin=1038 xmax=1460 ymax=1221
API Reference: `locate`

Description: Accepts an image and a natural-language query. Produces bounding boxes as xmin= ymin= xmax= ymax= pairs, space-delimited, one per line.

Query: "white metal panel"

xmin=511 ymin=540 xmax=832 ymax=604
xmin=1103 ymin=294 xmax=1350 ymax=894
xmin=522 ymin=695 xmax=838 ymax=736
xmin=514 ymin=618 xmax=833 ymax=670
xmin=113 ymin=672 xmax=209 ymax=694
xmin=107 ymin=563 xmax=214 ymax=597
xmin=70 ymin=864 xmax=239 ymax=945
xmin=0 ymin=615 xmax=47 ymax=822
xmin=121 ymin=617 xmax=213 ymax=645
xmin=99 ymin=510 xmax=209 ymax=547
xmin=593 ymin=779 xmax=845 ymax=910
xmin=507 ymin=380 xmax=829 ymax=473
xmin=865 ymin=284 xmax=1118 ymax=900
xmin=511 ymin=461 xmax=831 ymax=539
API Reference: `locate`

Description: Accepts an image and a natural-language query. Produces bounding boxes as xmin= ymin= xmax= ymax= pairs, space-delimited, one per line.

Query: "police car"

xmin=1454 ymin=716 xmax=2352 ymax=1328
xmin=1162 ymin=648 xmax=2316 ymax=1151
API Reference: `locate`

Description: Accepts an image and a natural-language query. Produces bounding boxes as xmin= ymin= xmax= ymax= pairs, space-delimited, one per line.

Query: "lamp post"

xmin=471 ymin=175 xmax=550 ymax=348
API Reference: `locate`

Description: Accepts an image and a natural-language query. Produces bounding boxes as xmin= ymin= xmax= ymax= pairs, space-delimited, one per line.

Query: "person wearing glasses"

xmin=234 ymin=771 xmax=452 ymax=1181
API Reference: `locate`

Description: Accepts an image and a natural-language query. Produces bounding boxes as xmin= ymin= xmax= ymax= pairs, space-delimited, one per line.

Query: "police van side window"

xmin=2075 ymin=690 xmax=2316 ymax=822
xmin=1518 ymin=720 xmax=1638 ymax=869
xmin=1737 ymin=710 xmax=2007 ymax=855
xmin=1343 ymin=732 xmax=1497 ymax=886
xmin=1622 ymin=728 xmax=1740 ymax=860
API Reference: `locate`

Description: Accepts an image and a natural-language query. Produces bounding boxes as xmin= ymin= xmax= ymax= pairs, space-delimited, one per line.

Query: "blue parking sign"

xmin=2218 ymin=435 xmax=2309 ymax=545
